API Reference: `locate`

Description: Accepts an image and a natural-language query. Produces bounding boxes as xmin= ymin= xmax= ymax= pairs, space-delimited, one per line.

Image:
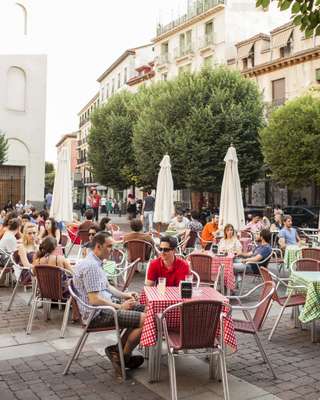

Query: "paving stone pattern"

xmin=227 ymin=314 xmax=320 ymax=400
xmin=0 ymin=351 xmax=162 ymax=400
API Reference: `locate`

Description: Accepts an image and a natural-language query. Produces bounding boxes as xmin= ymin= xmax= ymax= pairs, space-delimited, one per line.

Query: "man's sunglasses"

xmin=88 ymin=232 xmax=96 ymax=237
xmin=158 ymin=247 xmax=173 ymax=253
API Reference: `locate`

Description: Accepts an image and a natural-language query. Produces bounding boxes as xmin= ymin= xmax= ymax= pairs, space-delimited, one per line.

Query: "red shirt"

xmin=147 ymin=256 xmax=190 ymax=287
xmin=90 ymin=194 xmax=101 ymax=208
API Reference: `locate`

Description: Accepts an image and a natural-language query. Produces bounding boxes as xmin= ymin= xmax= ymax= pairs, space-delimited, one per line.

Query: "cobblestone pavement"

xmin=227 ymin=313 xmax=320 ymax=400
xmin=0 ymin=350 xmax=162 ymax=400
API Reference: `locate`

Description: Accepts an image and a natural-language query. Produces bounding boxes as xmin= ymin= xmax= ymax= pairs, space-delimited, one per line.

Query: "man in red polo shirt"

xmin=146 ymin=236 xmax=190 ymax=287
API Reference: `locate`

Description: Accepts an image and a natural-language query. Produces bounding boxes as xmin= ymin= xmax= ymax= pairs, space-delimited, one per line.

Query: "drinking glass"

xmin=158 ymin=277 xmax=166 ymax=295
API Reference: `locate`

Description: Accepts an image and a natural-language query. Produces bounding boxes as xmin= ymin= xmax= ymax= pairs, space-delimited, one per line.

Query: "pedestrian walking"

xmin=88 ymin=189 xmax=101 ymax=222
xmin=142 ymin=190 xmax=155 ymax=232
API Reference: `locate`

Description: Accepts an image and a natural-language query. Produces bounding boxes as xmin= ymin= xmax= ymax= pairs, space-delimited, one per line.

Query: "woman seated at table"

xmin=39 ymin=217 xmax=61 ymax=244
xmin=32 ymin=236 xmax=72 ymax=273
xmin=201 ymin=214 xmax=219 ymax=249
xmin=218 ymin=224 xmax=242 ymax=255
xmin=145 ymin=236 xmax=190 ymax=287
xmin=16 ymin=222 xmax=39 ymax=267
xmin=99 ymin=217 xmax=112 ymax=233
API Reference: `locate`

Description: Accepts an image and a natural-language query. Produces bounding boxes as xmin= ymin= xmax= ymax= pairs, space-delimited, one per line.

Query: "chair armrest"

xmin=227 ymin=282 xmax=267 ymax=299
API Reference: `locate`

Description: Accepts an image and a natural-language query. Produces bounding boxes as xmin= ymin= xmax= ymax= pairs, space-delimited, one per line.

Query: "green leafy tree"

xmin=256 ymin=0 xmax=320 ymax=36
xmin=88 ymin=91 xmax=138 ymax=190
xmin=260 ymin=93 xmax=320 ymax=188
xmin=45 ymin=161 xmax=55 ymax=193
xmin=0 ymin=130 xmax=8 ymax=164
xmin=133 ymin=67 xmax=265 ymax=191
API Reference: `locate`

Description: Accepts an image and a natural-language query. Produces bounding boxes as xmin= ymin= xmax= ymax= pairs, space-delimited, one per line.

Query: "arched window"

xmin=16 ymin=2 xmax=27 ymax=35
xmin=6 ymin=66 xmax=26 ymax=112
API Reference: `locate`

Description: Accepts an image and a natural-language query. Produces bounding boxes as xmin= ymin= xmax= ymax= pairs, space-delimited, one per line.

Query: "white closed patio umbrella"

xmin=154 ymin=154 xmax=175 ymax=224
xmin=50 ymin=146 xmax=73 ymax=223
xmin=219 ymin=145 xmax=245 ymax=232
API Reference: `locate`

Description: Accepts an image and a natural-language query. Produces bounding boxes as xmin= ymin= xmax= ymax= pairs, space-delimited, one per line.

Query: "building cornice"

xmin=242 ymin=46 xmax=320 ymax=77
xmin=152 ymin=4 xmax=224 ymax=43
xmin=78 ymin=92 xmax=99 ymax=116
xmin=56 ymin=132 xmax=78 ymax=148
xmin=271 ymin=21 xmax=294 ymax=34
xmin=97 ymin=50 xmax=135 ymax=82
xmin=236 ymin=33 xmax=270 ymax=48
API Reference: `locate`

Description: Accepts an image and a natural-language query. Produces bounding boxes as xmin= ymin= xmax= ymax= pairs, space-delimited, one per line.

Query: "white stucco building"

xmin=0 ymin=1 xmax=47 ymax=208
xmin=97 ymin=44 xmax=154 ymax=103
xmin=153 ymin=0 xmax=289 ymax=80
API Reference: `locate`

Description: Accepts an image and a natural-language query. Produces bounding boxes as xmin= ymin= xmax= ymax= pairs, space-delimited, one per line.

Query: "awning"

xmin=237 ymin=43 xmax=254 ymax=59
xmin=272 ymin=28 xmax=293 ymax=48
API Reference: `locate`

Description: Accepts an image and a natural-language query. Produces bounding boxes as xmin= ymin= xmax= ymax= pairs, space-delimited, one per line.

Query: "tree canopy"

xmin=88 ymin=91 xmax=138 ymax=190
xmin=45 ymin=161 xmax=55 ymax=193
xmin=133 ymin=67 xmax=265 ymax=191
xmin=256 ymin=0 xmax=320 ymax=36
xmin=0 ymin=130 xmax=8 ymax=164
xmin=260 ymin=93 xmax=320 ymax=188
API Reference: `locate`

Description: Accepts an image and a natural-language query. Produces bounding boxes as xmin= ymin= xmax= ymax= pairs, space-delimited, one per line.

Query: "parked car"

xmin=244 ymin=206 xmax=265 ymax=222
xmin=283 ymin=206 xmax=319 ymax=228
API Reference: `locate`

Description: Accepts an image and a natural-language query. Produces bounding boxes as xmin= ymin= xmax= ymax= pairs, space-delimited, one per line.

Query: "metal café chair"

xmin=301 ymin=247 xmax=320 ymax=262
xmin=6 ymin=252 xmax=35 ymax=311
xmin=188 ymin=253 xmax=221 ymax=290
xmin=239 ymin=252 xmax=272 ymax=295
xmin=0 ymin=248 xmax=14 ymax=285
xmin=159 ymin=300 xmax=230 ymax=400
xmin=229 ymin=281 xmax=277 ymax=379
xmin=63 ymin=279 xmax=127 ymax=380
xmin=124 ymin=239 xmax=153 ymax=263
xmin=259 ymin=267 xmax=306 ymax=341
xmin=291 ymin=258 xmax=320 ymax=272
xmin=26 ymin=265 xmax=73 ymax=338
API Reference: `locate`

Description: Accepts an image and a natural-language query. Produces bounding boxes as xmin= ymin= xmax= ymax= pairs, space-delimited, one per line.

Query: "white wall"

xmin=0 ymin=54 xmax=47 ymax=203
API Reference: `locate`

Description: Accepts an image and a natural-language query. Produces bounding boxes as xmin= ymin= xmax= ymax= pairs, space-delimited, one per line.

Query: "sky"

xmin=24 ymin=0 xmax=186 ymax=163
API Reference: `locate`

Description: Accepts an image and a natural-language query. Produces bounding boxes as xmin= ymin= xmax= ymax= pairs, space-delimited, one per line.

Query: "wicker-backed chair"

xmin=6 ymin=252 xmax=34 ymax=311
xmin=188 ymin=253 xmax=221 ymax=290
xmin=301 ymin=248 xmax=320 ymax=262
xmin=259 ymin=267 xmax=306 ymax=341
xmin=0 ymin=248 xmax=13 ymax=284
xmin=239 ymin=252 xmax=272 ymax=294
xmin=116 ymin=258 xmax=141 ymax=292
xmin=291 ymin=258 xmax=320 ymax=272
xmin=124 ymin=239 xmax=153 ymax=264
xmin=63 ymin=279 xmax=127 ymax=380
xmin=26 ymin=265 xmax=72 ymax=337
xmin=229 ymin=281 xmax=277 ymax=378
xmin=159 ymin=300 xmax=230 ymax=400
xmin=239 ymin=230 xmax=253 ymax=240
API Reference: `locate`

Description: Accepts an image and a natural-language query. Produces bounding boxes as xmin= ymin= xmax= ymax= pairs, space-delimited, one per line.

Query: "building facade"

xmin=97 ymin=44 xmax=154 ymax=103
xmin=153 ymin=0 xmax=289 ymax=81
xmin=0 ymin=1 xmax=47 ymax=208
xmin=76 ymin=93 xmax=100 ymax=204
xmin=235 ymin=23 xmax=320 ymax=206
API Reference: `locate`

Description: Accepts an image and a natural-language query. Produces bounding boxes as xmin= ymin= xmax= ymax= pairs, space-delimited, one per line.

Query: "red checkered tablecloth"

xmin=189 ymin=251 xmax=236 ymax=290
xmin=211 ymin=255 xmax=235 ymax=290
xmin=140 ymin=286 xmax=237 ymax=350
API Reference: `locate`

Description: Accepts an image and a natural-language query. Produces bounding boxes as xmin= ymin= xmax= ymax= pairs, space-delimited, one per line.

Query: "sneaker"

xmin=105 ymin=345 xmax=144 ymax=370
xmin=125 ymin=355 xmax=144 ymax=369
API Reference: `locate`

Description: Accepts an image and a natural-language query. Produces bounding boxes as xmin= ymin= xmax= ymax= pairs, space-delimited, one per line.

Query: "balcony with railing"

xmin=174 ymin=43 xmax=195 ymax=61
xmin=157 ymin=53 xmax=171 ymax=67
xmin=156 ymin=0 xmax=224 ymax=37
xmin=199 ymin=34 xmax=215 ymax=53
